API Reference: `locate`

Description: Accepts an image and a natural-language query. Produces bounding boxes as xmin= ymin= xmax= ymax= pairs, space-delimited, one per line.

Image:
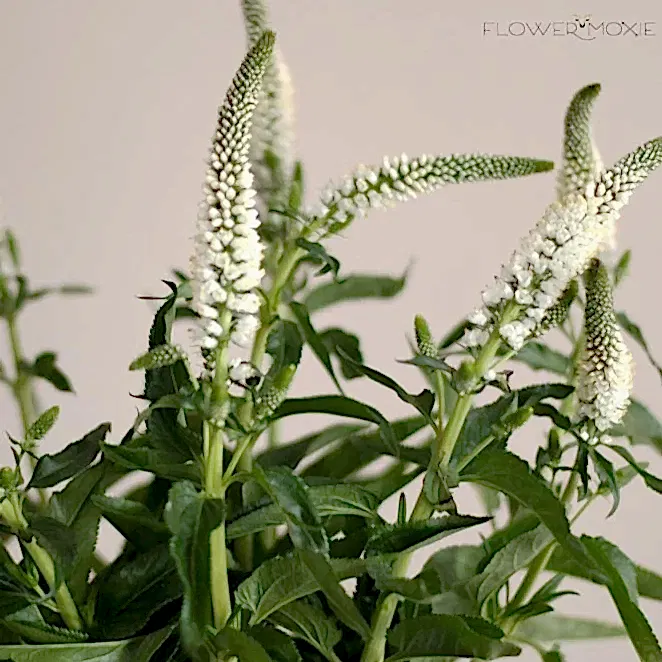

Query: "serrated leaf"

xmin=460 ymin=449 xmax=598 ymax=575
xmin=91 ymin=496 xmax=170 ymax=550
xmin=273 ymin=395 xmax=399 ymax=456
xmin=28 ymin=423 xmax=110 ymax=489
xmin=366 ymin=515 xmax=490 ymax=556
xmin=304 ymin=272 xmax=407 ymax=313
xmin=3 ymin=606 xmax=88 ymax=644
xmin=386 ymin=614 xmax=521 ymax=660
xmin=252 ymin=466 xmax=328 ymax=554
xmin=582 ymin=535 xmax=662 ymax=661
xmin=165 ymin=482 xmax=224 ymax=658
xmin=477 ymin=525 xmax=553 ymax=605
xmin=514 ymin=613 xmax=625 ymax=641
xmin=0 ymin=557 xmax=38 ymax=619
xmin=235 ymin=554 xmax=366 ymax=625
xmin=266 ymin=319 xmax=304 ymax=375
xmin=0 ymin=625 xmax=173 ymax=661
xmin=248 ymin=626 xmax=302 ymax=662
xmin=268 ymin=598 xmax=340 ymax=660
xmin=296 ymin=549 xmax=371 ymax=640
xmin=227 ymin=483 xmax=379 ymax=539
xmin=93 ymin=544 xmax=181 ymax=640
xmin=27 ymin=516 xmax=77 ymax=586
xmin=102 ymin=444 xmax=201 ymax=484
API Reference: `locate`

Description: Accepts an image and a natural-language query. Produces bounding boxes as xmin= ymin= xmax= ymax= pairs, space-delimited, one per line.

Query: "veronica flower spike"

xmin=190 ymin=31 xmax=275 ymax=375
xmin=463 ymin=136 xmax=662 ymax=377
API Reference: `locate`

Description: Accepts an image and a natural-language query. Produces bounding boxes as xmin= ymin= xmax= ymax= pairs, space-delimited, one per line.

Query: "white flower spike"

xmin=557 ymin=83 xmax=603 ymax=199
xmin=464 ymin=137 xmax=662 ymax=353
xmin=190 ymin=31 xmax=275 ymax=366
xmin=308 ymin=153 xmax=554 ymax=237
xmin=577 ymin=259 xmax=634 ymax=431
xmin=241 ymin=0 xmax=295 ymax=219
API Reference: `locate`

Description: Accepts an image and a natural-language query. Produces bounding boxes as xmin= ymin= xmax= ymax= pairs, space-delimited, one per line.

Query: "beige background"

xmin=1 ymin=1 xmax=662 ymax=659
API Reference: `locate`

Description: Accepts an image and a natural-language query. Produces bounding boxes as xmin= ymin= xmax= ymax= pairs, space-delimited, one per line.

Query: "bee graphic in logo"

xmin=573 ymin=13 xmax=591 ymax=28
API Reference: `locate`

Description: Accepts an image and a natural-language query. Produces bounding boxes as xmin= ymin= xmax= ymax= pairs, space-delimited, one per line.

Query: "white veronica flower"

xmin=190 ymin=32 xmax=274 ymax=360
xmin=463 ymin=138 xmax=662 ymax=353
xmin=577 ymin=260 xmax=634 ymax=431
xmin=307 ymin=153 xmax=554 ymax=237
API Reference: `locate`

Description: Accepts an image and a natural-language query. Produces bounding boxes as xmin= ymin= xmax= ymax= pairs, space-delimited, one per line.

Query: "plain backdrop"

xmin=1 ymin=1 xmax=662 ymax=660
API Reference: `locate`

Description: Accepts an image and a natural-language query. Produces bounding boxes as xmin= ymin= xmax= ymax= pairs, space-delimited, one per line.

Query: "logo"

xmin=482 ymin=14 xmax=656 ymax=40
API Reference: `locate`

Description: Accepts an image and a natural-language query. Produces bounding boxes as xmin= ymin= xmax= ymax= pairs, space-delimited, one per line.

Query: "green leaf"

xmin=614 ymin=250 xmax=632 ymax=287
xmin=91 ymin=496 xmax=170 ymax=550
xmin=268 ymin=598 xmax=341 ymax=660
xmin=93 ymin=544 xmax=181 ymax=640
xmin=0 ymin=551 xmax=39 ymax=618
xmin=612 ymin=399 xmax=662 ymax=452
xmin=102 ymin=444 xmax=201 ymax=484
xmin=25 ymin=352 xmax=73 ymax=392
xmin=319 ymin=327 xmax=364 ymax=379
xmin=266 ymin=319 xmax=304 ymax=375
xmin=514 ymin=613 xmax=625 ymax=641
xmin=273 ymin=395 xmax=399 ymax=456
xmin=2 ymin=606 xmax=88 ymax=644
xmin=252 ymin=466 xmax=329 ymax=554
xmin=609 ymin=445 xmax=662 ymax=494
xmin=334 ymin=349 xmax=435 ymax=421
xmin=227 ymin=484 xmax=379 ymax=539
xmin=589 ymin=449 xmax=621 ymax=516
xmin=617 ymin=311 xmax=662 ymax=381
xmin=165 ymin=482 xmax=224 ymax=657
xmin=477 ymin=525 xmax=553 ymax=606
xmin=511 ymin=343 xmax=570 ymax=375
xmin=546 ymin=547 xmax=662 ymax=602
xmin=301 ymin=415 xmax=425 ymax=481
xmin=296 ymin=549 xmax=371 ymax=640
xmin=45 ymin=462 xmax=123 ymax=602
xmin=0 ymin=626 xmax=173 ymax=661
xmin=290 ymin=301 xmax=343 ymax=393
xmin=386 ymin=614 xmax=521 ymax=660
xmin=304 ymin=272 xmax=407 ymax=313
xmin=460 ymin=449 xmax=598 ymax=574
xmin=28 ymin=423 xmax=110 ymax=489
xmin=582 ymin=536 xmax=662 ymax=662
xmin=366 ymin=515 xmax=490 ymax=556
xmin=235 ymin=554 xmax=366 ymax=625
xmin=27 ymin=516 xmax=77 ymax=585
xmin=212 ymin=628 xmax=273 ymax=662
xmin=295 ymin=238 xmax=340 ymax=278
xmin=248 ymin=626 xmax=303 ymax=662
xmin=258 ymin=423 xmax=364 ymax=470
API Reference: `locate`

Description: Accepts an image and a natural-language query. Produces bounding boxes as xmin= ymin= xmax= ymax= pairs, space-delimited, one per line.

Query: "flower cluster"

xmin=577 ymin=260 xmax=634 ymax=431
xmin=190 ymin=32 xmax=274 ymax=359
xmin=463 ymin=138 xmax=662 ymax=353
xmin=307 ymin=153 xmax=554 ymax=237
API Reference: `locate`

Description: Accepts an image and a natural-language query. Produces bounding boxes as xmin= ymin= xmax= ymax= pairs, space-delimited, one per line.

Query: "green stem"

xmin=0 ymin=497 xmax=82 ymax=631
xmin=360 ymin=309 xmax=514 ymax=662
xmin=204 ymin=311 xmax=233 ymax=631
xmin=232 ymin=244 xmax=303 ymax=571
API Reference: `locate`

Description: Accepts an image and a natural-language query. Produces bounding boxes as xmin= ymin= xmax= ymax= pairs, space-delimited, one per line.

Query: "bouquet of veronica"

xmin=2 ymin=2 xmax=662 ymax=662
